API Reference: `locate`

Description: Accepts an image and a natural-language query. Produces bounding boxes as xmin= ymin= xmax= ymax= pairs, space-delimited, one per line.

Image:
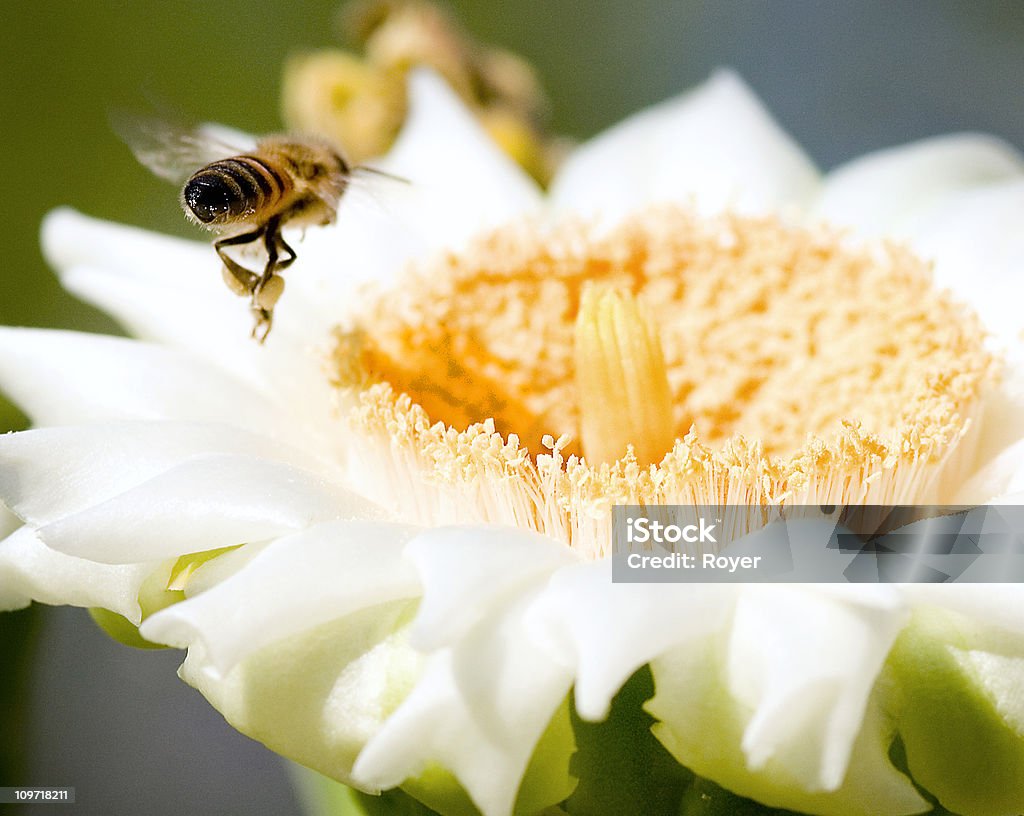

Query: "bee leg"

xmin=215 ymin=228 xmax=265 ymax=298
xmin=221 ymin=261 xmax=258 ymax=299
xmin=215 ymin=226 xmax=265 ymax=260
xmin=261 ymin=216 xmax=283 ymax=278
xmin=250 ymin=307 xmax=273 ymax=344
xmin=276 ymin=234 xmax=297 ymax=271
xmin=245 ymin=218 xmax=286 ymax=343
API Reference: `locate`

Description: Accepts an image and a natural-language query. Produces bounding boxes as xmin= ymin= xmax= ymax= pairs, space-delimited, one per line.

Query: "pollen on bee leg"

xmin=574 ymin=287 xmax=676 ymax=467
xmin=221 ymin=265 xmax=252 ymax=297
xmin=255 ymin=275 xmax=286 ymax=311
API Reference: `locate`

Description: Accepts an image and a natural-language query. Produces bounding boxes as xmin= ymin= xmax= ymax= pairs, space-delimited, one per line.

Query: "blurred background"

xmin=1 ymin=1 xmax=1023 ymax=813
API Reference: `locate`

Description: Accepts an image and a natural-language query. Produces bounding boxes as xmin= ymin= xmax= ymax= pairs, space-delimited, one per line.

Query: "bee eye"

xmin=184 ymin=175 xmax=234 ymax=223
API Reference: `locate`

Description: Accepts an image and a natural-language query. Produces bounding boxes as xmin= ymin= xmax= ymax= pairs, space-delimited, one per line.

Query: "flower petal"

xmin=901 ymin=584 xmax=1024 ymax=643
xmin=60 ymin=259 xmax=346 ymax=459
xmin=0 ymin=525 xmax=152 ymax=620
xmin=955 ymin=351 xmax=1024 ymax=503
xmin=404 ymin=525 xmax=578 ymax=651
xmin=648 ymin=632 xmax=927 ymax=816
xmin=37 ymin=453 xmax=382 ymax=564
xmin=549 ymin=70 xmax=820 ymax=226
xmin=375 ymin=69 xmax=544 ymax=251
xmin=42 ymin=209 xmax=340 ymax=416
xmin=905 ymin=178 xmax=1024 ymax=345
xmin=176 ymin=598 xmax=423 ymax=788
xmin=527 ymin=559 xmax=735 ymax=721
xmin=357 ymin=525 xmax=577 ymax=816
xmin=41 ymin=206 xmax=211 ymax=279
xmin=955 ymin=438 xmax=1024 ymax=504
xmin=724 ymin=586 xmax=907 ymax=790
xmin=0 ymin=504 xmax=18 ymax=540
xmin=815 ymin=133 xmax=1024 ymax=238
xmin=42 ymin=210 xmax=274 ymax=381
xmin=0 ymin=328 xmax=278 ymax=432
xmin=140 ymin=520 xmax=420 ymax=672
xmin=355 ymin=614 xmax=573 ymax=816
xmin=270 ymin=194 xmax=425 ymax=330
xmin=0 ymin=421 xmax=322 ymax=528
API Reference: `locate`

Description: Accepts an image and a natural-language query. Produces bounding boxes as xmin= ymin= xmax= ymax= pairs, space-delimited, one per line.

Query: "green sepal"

xmin=678 ymin=778 xmax=801 ymax=816
xmin=167 ymin=545 xmax=241 ymax=589
xmin=401 ymin=696 xmax=577 ymax=816
xmin=563 ymin=666 xmax=693 ymax=816
xmin=401 ymin=766 xmax=478 ymax=816
xmin=289 ymin=764 xmax=440 ymax=816
xmin=88 ymin=563 xmax=183 ymax=649
xmin=88 ymin=606 xmax=168 ymax=650
xmin=885 ymin=607 xmax=1024 ymax=816
xmin=515 ymin=696 xmax=577 ymax=814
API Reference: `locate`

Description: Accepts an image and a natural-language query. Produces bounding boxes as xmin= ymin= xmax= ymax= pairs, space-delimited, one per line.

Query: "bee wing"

xmin=112 ymin=113 xmax=258 ymax=184
xmin=340 ymin=164 xmax=414 ymax=216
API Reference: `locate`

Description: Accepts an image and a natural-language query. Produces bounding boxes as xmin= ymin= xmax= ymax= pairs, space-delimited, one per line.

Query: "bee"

xmin=117 ymin=117 xmax=403 ymax=342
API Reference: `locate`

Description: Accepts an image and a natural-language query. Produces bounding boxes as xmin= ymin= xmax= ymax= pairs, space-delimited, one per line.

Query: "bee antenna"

xmin=354 ymin=165 xmax=411 ymax=185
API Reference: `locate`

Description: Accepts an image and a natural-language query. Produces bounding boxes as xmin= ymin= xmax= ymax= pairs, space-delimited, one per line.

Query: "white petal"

xmin=271 ymin=197 xmax=425 ymax=331
xmin=44 ymin=210 xmax=335 ymax=411
xmin=355 ymin=601 xmax=572 ymax=816
xmin=905 ymin=178 xmax=1024 ymax=345
xmin=141 ymin=520 xmax=420 ymax=672
xmin=648 ymin=633 xmax=927 ymax=815
xmin=0 ymin=328 xmax=278 ymax=432
xmin=815 ymin=133 xmax=1024 ymax=238
xmin=449 ymin=587 xmax=572 ymax=752
xmin=358 ymin=526 xmax=575 ymax=816
xmin=43 ymin=210 xmax=271 ymax=379
xmin=956 ymin=351 xmax=1024 ymax=498
xmin=528 ymin=559 xmax=735 ymax=720
xmin=0 ymin=525 xmax=152 ymax=620
xmin=37 ymin=453 xmax=381 ymax=563
xmin=61 ymin=261 xmax=347 ymax=461
xmin=726 ymin=586 xmax=907 ymax=790
xmin=176 ymin=599 xmax=422 ymax=787
xmin=404 ymin=525 xmax=578 ymax=651
xmin=955 ymin=437 xmax=1024 ymax=504
xmin=375 ymin=69 xmax=544 ymax=251
xmin=0 ymin=504 xmax=18 ymax=539
xmin=0 ymin=421 xmax=322 ymax=527
xmin=902 ymin=584 xmax=1024 ymax=638
xmin=549 ymin=70 xmax=820 ymax=226
xmin=40 ymin=207 xmax=244 ymax=338
xmin=41 ymin=206 xmax=210 ymax=280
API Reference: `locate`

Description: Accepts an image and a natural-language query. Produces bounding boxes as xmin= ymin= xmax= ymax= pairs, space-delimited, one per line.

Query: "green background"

xmin=1 ymin=2 xmax=1023 ymax=814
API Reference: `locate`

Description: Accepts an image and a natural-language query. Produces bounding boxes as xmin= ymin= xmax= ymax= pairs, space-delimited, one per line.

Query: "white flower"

xmin=3 ymin=68 xmax=1024 ymax=816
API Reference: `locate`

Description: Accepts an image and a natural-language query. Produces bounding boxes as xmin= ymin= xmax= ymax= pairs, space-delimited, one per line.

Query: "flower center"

xmin=330 ymin=208 xmax=995 ymax=557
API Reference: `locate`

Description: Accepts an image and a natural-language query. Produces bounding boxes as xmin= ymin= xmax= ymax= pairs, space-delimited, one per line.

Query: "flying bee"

xmin=116 ymin=117 xmax=404 ymax=342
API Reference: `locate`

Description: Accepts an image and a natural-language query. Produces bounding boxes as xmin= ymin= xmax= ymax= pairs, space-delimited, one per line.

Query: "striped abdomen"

xmin=182 ymin=156 xmax=290 ymax=225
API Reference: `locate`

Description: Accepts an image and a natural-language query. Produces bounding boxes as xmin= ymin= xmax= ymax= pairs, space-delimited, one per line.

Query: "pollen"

xmin=330 ymin=208 xmax=996 ymax=558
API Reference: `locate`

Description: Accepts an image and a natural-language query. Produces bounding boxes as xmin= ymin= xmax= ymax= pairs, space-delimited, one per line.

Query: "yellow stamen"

xmin=574 ymin=287 xmax=676 ymax=467
xmin=329 ymin=208 xmax=997 ymax=558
